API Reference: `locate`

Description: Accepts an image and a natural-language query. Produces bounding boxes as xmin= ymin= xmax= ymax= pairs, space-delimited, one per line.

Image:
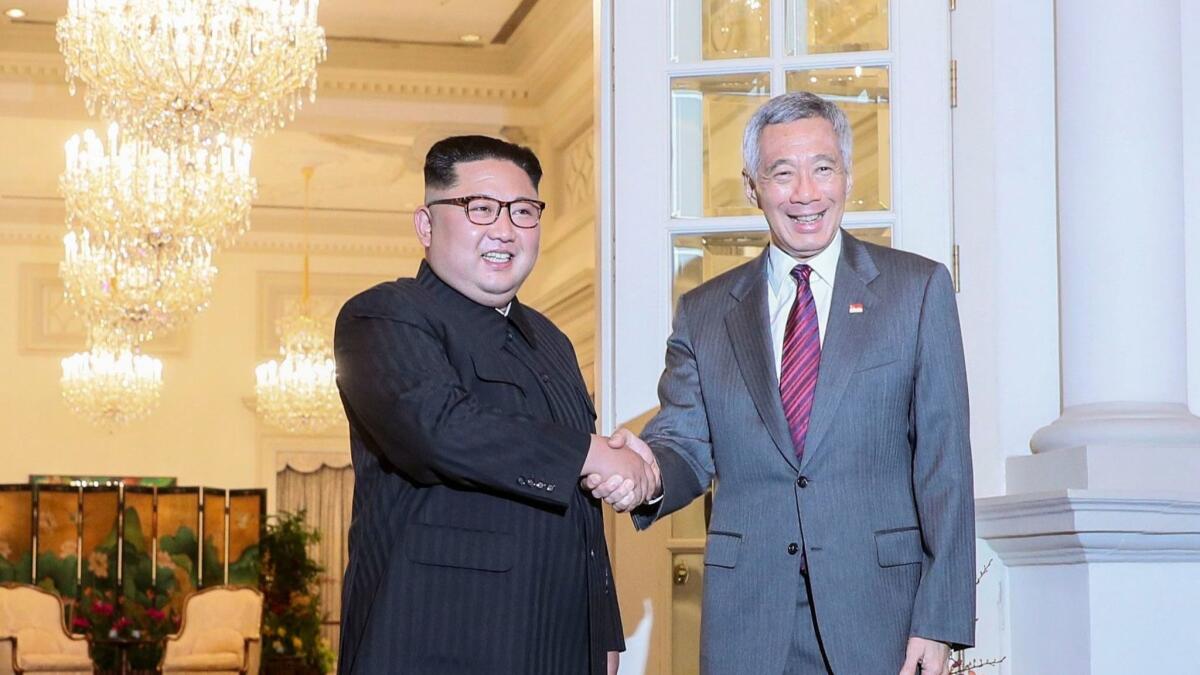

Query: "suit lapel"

xmin=724 ymin=251 xmax=799 ymax=471
xmin=799 ymin=233 xmax=880 ymax=472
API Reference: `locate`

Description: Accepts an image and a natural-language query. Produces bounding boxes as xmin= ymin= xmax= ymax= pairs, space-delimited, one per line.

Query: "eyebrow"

xmin=763 ymin=153 xmax=842 ymax=172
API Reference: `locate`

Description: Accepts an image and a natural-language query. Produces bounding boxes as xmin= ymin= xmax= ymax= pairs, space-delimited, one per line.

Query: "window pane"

xmin=786 ymin=0 xmax=888 ymax=55
xmin=786 ymin=66 xmax=891 ymax=211
xmin=673 ymin=0 xmax=771 ymax=63
xmin=671 ymin=73 xmax=771 ymax=218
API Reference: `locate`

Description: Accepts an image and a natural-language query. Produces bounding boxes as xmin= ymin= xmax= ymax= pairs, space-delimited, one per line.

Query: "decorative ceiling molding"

xmin=0 ymin=52 xmax=535 ymax=106
xmin=317 ymin=67 xmax=532 ymax=104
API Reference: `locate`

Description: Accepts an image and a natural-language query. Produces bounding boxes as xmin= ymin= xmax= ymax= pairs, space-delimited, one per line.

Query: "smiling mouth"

xmin=481 ymin=251 xmax=513 ymax=263
xmin=789 ymin=210 xmax=826 ymax=224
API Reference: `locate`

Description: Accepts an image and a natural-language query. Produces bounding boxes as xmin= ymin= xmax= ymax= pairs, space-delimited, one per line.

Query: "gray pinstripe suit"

xmin=633 ymin=231 xmax=975 ymax=674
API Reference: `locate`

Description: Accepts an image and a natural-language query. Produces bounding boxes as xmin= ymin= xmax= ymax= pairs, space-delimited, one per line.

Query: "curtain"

xmin=276 ymin=464 xmax=354 ymax=656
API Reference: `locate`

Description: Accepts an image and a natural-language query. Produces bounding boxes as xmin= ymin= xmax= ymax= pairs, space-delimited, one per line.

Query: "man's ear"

xmin=743 ymin=171 xmax=759 ymax=207
xmin=845 ymin=172 xmax=854 ymax=198
xmin=414 ymin=207 xmax=433 ymax=247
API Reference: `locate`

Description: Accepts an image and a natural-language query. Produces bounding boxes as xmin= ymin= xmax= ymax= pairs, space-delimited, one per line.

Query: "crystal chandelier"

xmin=57 ymin=0 xmax=327 ymax=145
xmin=63 ymin=125 xmax=256 ymax=246
xmin=255 ymin=167 xmax=341 ymax=434
xmin=61 ymin=226 xmax=217 ymax=345
xmin=61 ymin=328 xmax=164 ymax=429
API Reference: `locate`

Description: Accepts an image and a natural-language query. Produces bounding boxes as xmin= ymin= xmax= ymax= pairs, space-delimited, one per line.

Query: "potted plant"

xmin=259 ymin=510 xmax=335 ymax=674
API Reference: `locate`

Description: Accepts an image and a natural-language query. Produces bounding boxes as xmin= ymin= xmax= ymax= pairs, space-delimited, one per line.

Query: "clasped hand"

xmin=580 ymin=429 xmax=661 ymax=512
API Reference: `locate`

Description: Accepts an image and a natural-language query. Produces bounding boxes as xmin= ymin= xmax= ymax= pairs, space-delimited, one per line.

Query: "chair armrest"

xmin=158 ymin=633 xmax=184 ymax=674
xmin=240 ymin=636 xmax=261 ymax=675
xmin=0 ymin=636 xmax=19 ymax=675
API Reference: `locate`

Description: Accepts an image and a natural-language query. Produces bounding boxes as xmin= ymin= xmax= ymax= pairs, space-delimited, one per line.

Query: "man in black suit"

xmin=334 ymin=135 xmax=655 ymax=674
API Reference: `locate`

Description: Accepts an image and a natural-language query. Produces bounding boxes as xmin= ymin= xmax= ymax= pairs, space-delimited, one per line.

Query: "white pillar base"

xmin=977 ymin=491 xmax=1200 ymax=673
xmin=1011 ymin=402 xmax=1200 ymax=493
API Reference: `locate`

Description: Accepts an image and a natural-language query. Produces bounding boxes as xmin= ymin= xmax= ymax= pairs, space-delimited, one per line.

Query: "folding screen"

xmin=227 ymin=489 xmax=264 ymax=586
xmin=200 ymin=488 xmax=227 ymax=587
xmin=0 ymin=485 xmax=33 ymax=582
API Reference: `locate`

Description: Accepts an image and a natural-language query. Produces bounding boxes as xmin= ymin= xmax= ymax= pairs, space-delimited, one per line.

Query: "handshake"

xmin=580 ymin=429 xmax=662 ymax=512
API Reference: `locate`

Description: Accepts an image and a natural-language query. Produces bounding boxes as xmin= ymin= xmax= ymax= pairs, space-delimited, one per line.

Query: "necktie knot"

xmin=791 ymin=264 xmax=813 ymax=285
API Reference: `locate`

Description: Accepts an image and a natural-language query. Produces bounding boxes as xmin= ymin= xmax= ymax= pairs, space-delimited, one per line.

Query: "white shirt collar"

xmin=495 ymin=303 xmax=511 ymax=317
xmin=767 ymin=228 xmax=842 ymax=294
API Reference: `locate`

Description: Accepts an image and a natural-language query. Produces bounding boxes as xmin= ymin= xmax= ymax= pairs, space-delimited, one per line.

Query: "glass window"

xmin=786 ymin=0 xmax=888 ymax=56
xmin=786 ymin=66 xmax=891 ymax=211
xmin=673 ymin=0 xmax=771 ymax=63
xmin=670 ymin=73 xmax=771 ymax=218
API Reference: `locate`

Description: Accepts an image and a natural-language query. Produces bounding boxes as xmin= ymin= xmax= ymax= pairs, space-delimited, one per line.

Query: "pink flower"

xmin=71 ymin=616 xmax=91 ymax=629
xmin=147 ymin=608 xmax=166 ymax=621
xmin=114 ymin=617 xmax=132 ymax=631
xmin=92 ymin=601 xmax=114 ymax=616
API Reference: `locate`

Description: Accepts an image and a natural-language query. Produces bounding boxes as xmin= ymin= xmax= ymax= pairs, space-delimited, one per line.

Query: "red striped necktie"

xmin=780 ymin=264 xmax=821 ymax=460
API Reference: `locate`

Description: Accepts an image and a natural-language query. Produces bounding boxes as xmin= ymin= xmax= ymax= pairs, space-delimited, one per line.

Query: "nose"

xmin=486 ymin=206 xmax=517 ymax=241
xmin=790 ymin=171 xmax=820 ymax=204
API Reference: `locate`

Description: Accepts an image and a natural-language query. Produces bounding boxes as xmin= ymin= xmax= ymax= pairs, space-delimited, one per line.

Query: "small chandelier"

xmin=63 ymin=125 xmax=256 ymax=246
xmin=57 ymin=0 xmax=327 ymax=145
xmin=255 ymin=167 xmax=341 ymax=434
xmin=62 ymin=328 xmax=164 ymax=429
xmin=61 ymin=226 xmax=218 ymax=345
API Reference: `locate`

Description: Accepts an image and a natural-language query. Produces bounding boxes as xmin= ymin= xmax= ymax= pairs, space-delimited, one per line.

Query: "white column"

xmin=1011 ymin=0 xmax=1200 ymax=493
xmin=977 ymin=3 xmax=1200 ymax=673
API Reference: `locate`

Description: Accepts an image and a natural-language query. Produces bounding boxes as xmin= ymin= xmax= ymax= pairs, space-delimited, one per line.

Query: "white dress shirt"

xmin=766 ymin=229 xmax=842 ymax=379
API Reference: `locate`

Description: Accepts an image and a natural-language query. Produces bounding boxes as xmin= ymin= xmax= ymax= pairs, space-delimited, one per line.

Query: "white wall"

xmin=0 ymin=238 xmax=412 ymax=489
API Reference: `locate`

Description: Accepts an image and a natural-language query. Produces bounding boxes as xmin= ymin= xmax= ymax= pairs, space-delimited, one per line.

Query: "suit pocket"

xmin=855 ymin=348 xmax=899 ymax=373
xmin=704 ymin=531 xmax=742 ymax=569
xmin=875 ymin=527 xmax=923 ymax=567
xmin=404 ymin=522 xmax=515 ymax=572
xmin=472 ymin=355 xmax=526 ymax=393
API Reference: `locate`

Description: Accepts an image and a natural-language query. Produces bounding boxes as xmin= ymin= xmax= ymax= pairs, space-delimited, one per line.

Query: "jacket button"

xmin=796 ymin=476 xmax=809 ymax=488
xmin=787 ymin=543 xmax=799 ymax=555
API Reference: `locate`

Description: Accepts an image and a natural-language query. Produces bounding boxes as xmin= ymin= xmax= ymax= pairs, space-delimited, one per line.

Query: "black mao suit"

xmin=334 ymin=261 xmax=623 ymax=674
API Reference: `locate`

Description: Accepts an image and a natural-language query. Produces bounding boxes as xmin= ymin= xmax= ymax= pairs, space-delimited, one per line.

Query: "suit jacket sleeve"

xmin=632 ymin=294 xmax=714 ymax=530
xmin=334 ymin=287 xmax=591 ymax=508
xmin=908 ymin=264 xmax=976 ymax=649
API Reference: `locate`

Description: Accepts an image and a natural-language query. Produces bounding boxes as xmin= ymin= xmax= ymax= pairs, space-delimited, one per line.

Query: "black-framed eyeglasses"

xmin=426 ymin=195 xmax=547 ymax=229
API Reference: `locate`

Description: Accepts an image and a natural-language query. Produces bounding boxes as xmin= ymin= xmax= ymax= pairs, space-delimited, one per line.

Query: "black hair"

xmin=424 ymin=135 xmax=543 ymax=190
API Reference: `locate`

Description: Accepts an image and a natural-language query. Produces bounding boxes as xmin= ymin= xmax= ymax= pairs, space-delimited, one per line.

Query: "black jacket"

xmin=335 ymin=262 xmax=622 ymax=674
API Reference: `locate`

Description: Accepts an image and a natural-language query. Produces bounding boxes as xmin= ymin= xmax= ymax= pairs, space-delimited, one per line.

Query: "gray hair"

xmin=742 ymin=91 xmax=853 ymax=178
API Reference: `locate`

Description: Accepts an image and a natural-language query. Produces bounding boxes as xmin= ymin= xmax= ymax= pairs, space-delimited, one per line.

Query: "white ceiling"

xmin=3 ymin=0 xmax=533 ymax=45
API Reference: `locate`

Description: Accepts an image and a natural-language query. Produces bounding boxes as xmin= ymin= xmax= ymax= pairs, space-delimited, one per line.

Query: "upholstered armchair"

xmin=0 ymin=582 xmax=93 ymax=675
xmin=160 ymin=586 xmax=262 ymax=674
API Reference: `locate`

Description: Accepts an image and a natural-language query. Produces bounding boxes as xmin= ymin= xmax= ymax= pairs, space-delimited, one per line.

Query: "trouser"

xmin=783 ymin=569 xmax=834 ymax=674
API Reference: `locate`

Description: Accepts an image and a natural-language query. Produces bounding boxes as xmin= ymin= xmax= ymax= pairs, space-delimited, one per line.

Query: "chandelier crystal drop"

xmin=254 ymin=166 xmax=342 ymax=434
xmin=61 ymin=227 xmax=217 ymax=345
xmin=57 ymin=0 xmax=327 ymax=145
xmin=63 ymin=124 xmax=256 ymax=246
xmin=61 ymin=330 xmax=164 ymax=429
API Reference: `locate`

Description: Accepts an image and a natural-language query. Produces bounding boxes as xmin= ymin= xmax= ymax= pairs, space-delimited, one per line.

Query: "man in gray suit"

xmin=588 ymin=92 xmax=975 ymax=673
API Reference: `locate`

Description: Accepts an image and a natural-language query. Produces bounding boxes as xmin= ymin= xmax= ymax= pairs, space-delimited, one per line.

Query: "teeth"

xmin=792 ymin=213 xmax=822 ymax=223
xmin=482 ymin=252 xmax=512 ymax=262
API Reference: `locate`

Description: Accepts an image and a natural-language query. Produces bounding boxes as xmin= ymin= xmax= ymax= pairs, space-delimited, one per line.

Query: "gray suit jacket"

xmin=633 ymin=232 xmax=975 ymax=674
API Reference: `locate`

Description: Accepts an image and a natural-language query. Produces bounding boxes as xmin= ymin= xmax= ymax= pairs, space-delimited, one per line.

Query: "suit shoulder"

xmin=338 ymin=278 xmax=428 ymax=321
xmin=861 ymin=240 xmax=945 ymax=282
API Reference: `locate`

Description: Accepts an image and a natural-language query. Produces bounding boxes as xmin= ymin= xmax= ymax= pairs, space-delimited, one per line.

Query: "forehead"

xmin=757 ymin=118 xmax=841 ymax=163
xmin=447 ymin=158 xmax=537 ymax=194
